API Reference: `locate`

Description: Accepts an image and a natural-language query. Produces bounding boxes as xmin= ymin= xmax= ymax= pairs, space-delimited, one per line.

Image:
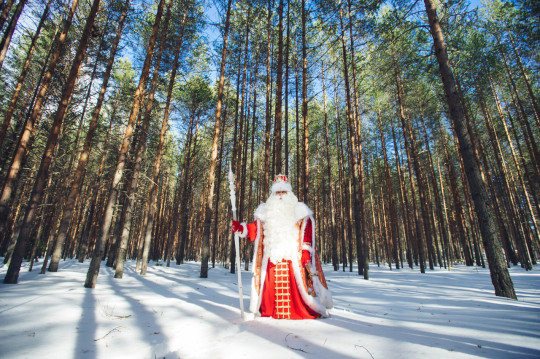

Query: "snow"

xmin=1 ymin=259 xmax=539 ymax=359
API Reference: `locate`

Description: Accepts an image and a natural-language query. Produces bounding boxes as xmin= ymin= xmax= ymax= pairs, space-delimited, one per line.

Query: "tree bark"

xmin=0 ymin=0 xmax=80 ymax=240
xmin=321 ymin=60 xmax=338 ymax=271
xmin=49 ymin=0 xmax=130 ymax=273
xmin=263 ymin=0 xmax=272 ymax=196
xmin=347 ymin=0 xmax=369 ymax=278
xmin=0 ymin=0 xmax=26 ymax=70
xmin=200 ymin=0 xmax=232 ymax=278
xmin=0 ymin=0 xmax=14 ymax=30
xmin=301 ymin=0 xmax=309 ymax=203
xmin=0 ymin=0 xmax=52 ymax=153
xmin=119 ymin=0 xmax=172 ymax=278
xmin=85 ymin=0 xmax=166 ymax=288
xmin=377 ymin=111 xmax=400 ymax=269
xmin=4 ymin=0 xmax=100 ymax=284
xmin=423 ymin=0 xmax=516 ymax=299
xmin=284 ymin=0 xmax=290 ymax=175
xmin=140 ymin=1 xmax=189 ymax=272
xmin=274 ymin=0 xmax=284 ymax=174
xmin=339 ymin=2 xmax=365 ymax=277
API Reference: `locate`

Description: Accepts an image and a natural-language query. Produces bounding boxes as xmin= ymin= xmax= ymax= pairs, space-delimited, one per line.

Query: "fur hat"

xmin=271 ymin=174 xmax=293 ymax=194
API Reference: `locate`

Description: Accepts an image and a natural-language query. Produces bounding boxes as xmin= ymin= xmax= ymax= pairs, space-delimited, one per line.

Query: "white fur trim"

xmin=302 ymin=243 xmax=314 ymax=254
xmin=295 ymin=202 xmax=312 ymax=222
xmin=237 ymin=222 xmax=248 ymax=238
xmin=308 ymin=260 xmax=333 ymax=309
xmin=250 ymin=219 xmax=263 ymax=313
xmin=254 ymin=203 xmax=267 ymax=221
xmin=271 ymin=181 xmax=293 ymax=193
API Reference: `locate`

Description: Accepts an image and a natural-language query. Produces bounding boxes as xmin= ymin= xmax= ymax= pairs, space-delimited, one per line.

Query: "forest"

xmin=0 ymin=0 xmax=537 ymax=300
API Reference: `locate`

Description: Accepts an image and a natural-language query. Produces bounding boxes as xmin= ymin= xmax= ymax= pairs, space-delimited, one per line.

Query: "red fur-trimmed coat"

xmin=241 ymin=202 xmax=333 ymax=319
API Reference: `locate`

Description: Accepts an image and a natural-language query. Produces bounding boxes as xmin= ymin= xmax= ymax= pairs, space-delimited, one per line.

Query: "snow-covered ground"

xmin=0 ymin=258 xmax=539 ymax=359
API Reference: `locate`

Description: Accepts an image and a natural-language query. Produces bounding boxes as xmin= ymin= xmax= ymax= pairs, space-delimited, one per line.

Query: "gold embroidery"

xmin=274 ymin=262 xmax=291 ymax=319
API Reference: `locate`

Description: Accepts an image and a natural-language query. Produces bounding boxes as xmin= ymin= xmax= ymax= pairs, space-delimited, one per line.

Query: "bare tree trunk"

xmin=200 ymin=0 xmax=232 ymax=278
xmin=0 ymin=0 xmax=14 ymax=31
xmin=85 ymin=0 xmax=166 ymax=288
xmin=333 ymin=73 xmax=348 ymax=271
xmin=284 ymin=0 xmax=290 ymax=175
xmin=263 ymin=0 xmax=272 ymax=196
xmin=0 ymin=0 xmax=50 ymax=150
xmin=507 ymin=36 xmax=539 ymax=126
xmin=321 ymin=60 xmax=338 ymax=271
xmin=140 ymin=1 xmax=189 ymax=272
xmin=499 ymin=52 xmax=540 ymax=198
xmin=377 ymin=111 xmax=400 ymax=269
xmin=49 ymin=0 xmax=130 ymax=273
xmin=0 ymin=0 xmax=80 ymax=240
xmin=339 ymin=2 xmax=365 ymax=277
xmin=419 ymin=114 xmax=450 ymax=268
xmin=213 ymin=96 xmax=229 ymax=269
xmin=0 ymin=0 xmax=26 ymax=70
xmin=294 ymin=43 xmax=301 ymax=197
xmin=346 ymin=0 xmax=369 ymax=277
xmin=301 ymin=0 xmax=309 ymax=203
xmin=273 ymin=0 xmax=284 ymax=174
xmin=393 ymin=55 xmax=435 ymax=271
xmin=176 ymin=116 xmax=198 ymax=265
xmin=120 ymin=1 xmax=172 ymax=278
xmin=424 ymin=0 xmax=516 ymax=299
xmin=3 ymin=0 xmax=100 ymax=284
xmin=390 ymin=123 xmax=414 ymax=269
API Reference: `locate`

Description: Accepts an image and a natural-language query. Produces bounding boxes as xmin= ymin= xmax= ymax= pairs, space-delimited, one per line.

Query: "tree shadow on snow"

xmin=75 ymin=287 xmax=97 ymax=359
xmin=326 ymin=310 xmax=540 ymax=358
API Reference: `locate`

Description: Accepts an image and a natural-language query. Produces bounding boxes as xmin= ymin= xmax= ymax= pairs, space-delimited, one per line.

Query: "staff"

xmin=228 ymin=164 xmax=245 ymax=319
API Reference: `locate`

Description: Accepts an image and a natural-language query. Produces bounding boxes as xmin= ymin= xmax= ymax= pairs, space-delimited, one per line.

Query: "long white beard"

xmin=263 ymin=192 xmax=300 ymax=264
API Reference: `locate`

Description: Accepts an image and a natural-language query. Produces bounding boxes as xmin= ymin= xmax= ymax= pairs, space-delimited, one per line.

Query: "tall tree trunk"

xmin=478 ymin=85 xmax=532 ymax=266
xmin=333 ymin=73 xmax=348 ymax=271
xmin=3 ymin=0 xmax=101 ymax=284
xmin=274 ymin=0 xmax=284 ymax=174
xmin=339 ymin=2 xmax=364 ymax=277
xmin=419 ymin=114 xmax=450 ymax=268
xmin=390 ymin=122 xmax=414 ymax=269
xmin=48 ymin=0 xmax=130 ymax=273
xmin=85 ymin=0 xmax=166 ymax=288
xmin=295 ymin=43 xmax=301 ymax=197
xmin=321 ymin=60 xmax=338 ymax=271
xmin=377 ymin=111 xmax=400 ymax=269
xmin=140 ymin=1 xmax=188 ymax=272
xmin=301 ymin=0 xmax=309 ymax=202
xmin=507 ymin=34 xmax=540 ymax=126
xmin=263 ymin=0 xmax=272 ymax=196
xmin=284 ymin=0 xmax=290 ymax=175
xmin=0 ymin=0 xmax=47 ymax=149
xmin=200 ymin=0 xmax=232 ymax=278
xmin=423 ymin=0 xmax=516 ymax=299
xmin=213 ymin=94 xmax=229 ymax=269
xmin=176 ymin=115 xmax=198 ymax=265
xmin=0 ymin=0 xmax=80 ymax=240
xmin=0 ymin=0 xmax=26 ymax=70
xmin=119 ymin=0 xmax=172 ymax=278
xmin=499 ymin=52 xmax=540 ymax=197
xmin=347 ymin=0 xmax=369 ymax=279
xmin=0 ymin=0 xmax=14 ymax=31
xmin=393 ymin=57 xmax=433 ymax=271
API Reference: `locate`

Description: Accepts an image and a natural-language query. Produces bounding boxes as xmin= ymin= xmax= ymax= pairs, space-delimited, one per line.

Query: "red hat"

xmin=271 ymin=174 xmax=292 ymax=193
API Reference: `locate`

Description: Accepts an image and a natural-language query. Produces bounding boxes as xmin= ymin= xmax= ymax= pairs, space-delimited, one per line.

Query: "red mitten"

xmin=301 ymin=250 xmax=311 ymax=266
xmin=231 ymin=220 xmax=243 ymax=233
